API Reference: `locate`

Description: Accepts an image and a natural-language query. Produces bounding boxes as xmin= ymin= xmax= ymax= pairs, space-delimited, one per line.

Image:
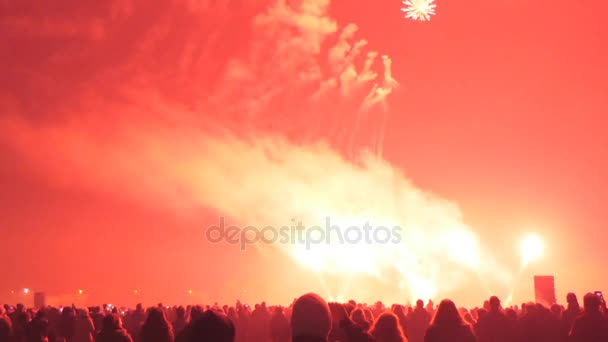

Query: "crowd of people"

xmin=1 ymin=291 xmax=608 ymax=342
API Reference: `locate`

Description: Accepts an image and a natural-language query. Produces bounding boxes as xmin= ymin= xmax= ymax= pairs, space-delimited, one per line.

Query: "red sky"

xmin=1 ymin=0 xmax=607 ymax=306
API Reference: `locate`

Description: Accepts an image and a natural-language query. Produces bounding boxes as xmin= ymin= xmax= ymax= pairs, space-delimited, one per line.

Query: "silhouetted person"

xmin=13 ymin=310 xmax=31 ymax=342
xmin=10 ymin=305 xmax=25 ymax=325
xmin=57 ymin=308 xmax=76 ymax=342
xmin=424 ymin=300 xmax=476 ymax=342
xmin=337 ymin=308 xmax=375 ymax=342
xmin=370 ymin=311 xmax=408 ymax=342
xmin=562 ymin=293 xmax=582 ymax=339
xmin=372 ymin=302 xmax=386 ymax=320
xmin=171 ymin=307 xmax=187 ymax=337
xmin=73 ymin=310 xmax=95 ymax=342
xmin=140 ymin=308 xmax=174 ymax=342
xmin=350 ymin=309 xmax=371 ymax=332
xmin=363 ymin=308 xmax=375 ymax=325
xmin=476 ymin=309 xmax=487 ymax=326
xmin=291 ymin=293 xmax=331 ymax=342
xmin=1 ymin=306 xmax=14 ymax=342
xmin=187 ymin=310 xmax=234 ymax=342
xmin=569 ymin=293 xmax=608 ymax=342
xmin=503 ymin=309 xmax=517 ymax=341
xmin=552 ymin=304 xmax=563 ymax=319
xmin=475 ymin=296 xmax=510 ymax=342
xmin=270 ymin=307 xmax=290 ymax=342
xmin=407 ymin=300 xmax=430 ymax=342
xmin=46 ymin=307 xmax=61 ymax=342
xmin=250 ymin=303 xmax=270 ymax=341
xmin=235 ymin=304 xmax=250 ymax=342
xmin=127 ymin=304 xmax=145 ymax=342
xmin=393 ymin=306 xmax=408 ymax=340
xmin=90 ymin=308 xmax=104 ymax=335
xmin=174 ymin=306 xmax=204 ymax=342
xmin=328 ymin=303 xmax=349 ymax=342
xmin=425 ymin=301 xmax=435 ymax=317
xmin=95 ymin=314 xmax=132 ymax=342
xmin=26 ymin=310 xmax=49 ymax=342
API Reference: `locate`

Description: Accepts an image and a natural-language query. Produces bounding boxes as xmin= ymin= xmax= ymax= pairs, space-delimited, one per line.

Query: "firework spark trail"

xmin=376 ymin=109 xmax=389 ymax=157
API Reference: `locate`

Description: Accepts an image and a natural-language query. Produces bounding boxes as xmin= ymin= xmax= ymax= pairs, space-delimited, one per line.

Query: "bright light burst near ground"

xmin=402 ymin=0 xmax=437 ymax=21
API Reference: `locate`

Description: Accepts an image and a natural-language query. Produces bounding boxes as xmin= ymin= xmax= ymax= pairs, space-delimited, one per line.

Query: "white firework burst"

xmin=401 ymin=0 xmax=437 ymax=21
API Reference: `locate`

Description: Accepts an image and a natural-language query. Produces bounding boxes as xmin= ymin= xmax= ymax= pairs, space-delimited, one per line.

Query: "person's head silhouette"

xmin=489 ymin=296 xmax=501 ymax=311
xmin=189 ymin=310 xmax=235 ymax=342
xmin=583 ymin=293 xmax=601 ymax=313
xmin=176 ymin=306 xmax=185 ymax=318
xmin=567 ymin=292 xmax=578 ymax=306
xmin=102 ymin=314 xmax=123 ymax=332
xmin=291 ymin=293 xmax=332 ymax=342
xmin=432 ymin=300 xmax=464 ymax=326
xmin=370 ymin=311 xmax=406 ymax=342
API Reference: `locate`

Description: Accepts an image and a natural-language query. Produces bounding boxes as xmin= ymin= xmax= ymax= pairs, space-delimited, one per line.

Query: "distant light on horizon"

xmin=521 ymin=233 xmax=545 ymax=266
xmin=78 ymin=289 xmax=83 ymax=295
xmin=188 ymin=289 xmax=193 ymax=295
xmin=23 ymin=288 xmax=30 ymax=294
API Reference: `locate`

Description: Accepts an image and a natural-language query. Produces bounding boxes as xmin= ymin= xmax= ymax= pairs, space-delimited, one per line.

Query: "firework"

xmin=402 ymin=0 xmax=437 ymax=21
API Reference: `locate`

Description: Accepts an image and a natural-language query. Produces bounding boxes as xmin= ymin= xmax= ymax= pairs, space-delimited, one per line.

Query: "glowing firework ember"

xmin=520 ymin=233 xmax=545 ymax=266
xmin=402 ymin=0 xmax=437 ymax=21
